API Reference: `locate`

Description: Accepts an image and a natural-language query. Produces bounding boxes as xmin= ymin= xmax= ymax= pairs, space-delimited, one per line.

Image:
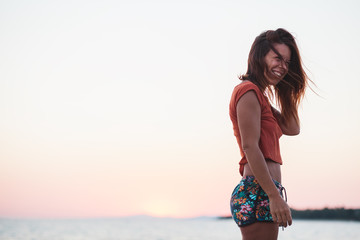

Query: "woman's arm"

xmin=237 ymin=91 xmax=292 ymax=227
xmin=271 ymin=107 xmax=300 ymax=136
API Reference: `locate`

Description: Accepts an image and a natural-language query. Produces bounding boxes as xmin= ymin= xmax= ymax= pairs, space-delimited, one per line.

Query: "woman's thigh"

xmin=240 ymin=222 xmax=279 ymax=240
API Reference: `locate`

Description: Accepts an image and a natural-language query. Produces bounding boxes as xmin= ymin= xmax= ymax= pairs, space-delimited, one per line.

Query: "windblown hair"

xmin=240 ymin=28 xmax=308 ymax=124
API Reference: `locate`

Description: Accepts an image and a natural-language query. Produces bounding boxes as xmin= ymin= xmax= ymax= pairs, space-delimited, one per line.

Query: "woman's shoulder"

xmin=232 ymin=80 xmax=262 ymax=96
xmin=230 ymin=80 xmax=267 ymax=109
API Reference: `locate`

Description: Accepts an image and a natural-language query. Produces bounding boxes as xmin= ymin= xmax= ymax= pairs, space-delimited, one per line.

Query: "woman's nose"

xmin=280 ymin=60 xmax=288 ymax=70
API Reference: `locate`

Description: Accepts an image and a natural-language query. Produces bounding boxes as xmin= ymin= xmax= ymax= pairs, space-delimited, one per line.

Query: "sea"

xmin=0 ymin=216 xmax=359 ymax=240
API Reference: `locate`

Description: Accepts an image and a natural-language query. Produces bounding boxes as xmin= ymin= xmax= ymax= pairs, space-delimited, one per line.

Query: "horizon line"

xmin=2 ymin=207 xmax=360 ymax=220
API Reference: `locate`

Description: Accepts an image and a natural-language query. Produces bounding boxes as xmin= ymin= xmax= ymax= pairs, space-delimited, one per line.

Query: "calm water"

xmin=0 ymin=217 xmax=359 ymax=240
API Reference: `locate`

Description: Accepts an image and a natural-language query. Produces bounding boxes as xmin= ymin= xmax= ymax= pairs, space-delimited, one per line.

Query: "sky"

xmin=0 ymin=0 xmax=360 ymax=219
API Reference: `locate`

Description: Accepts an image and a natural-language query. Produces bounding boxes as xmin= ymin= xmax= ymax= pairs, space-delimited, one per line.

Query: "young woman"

xmin=229 ymin=28 xmax=309 ymax=240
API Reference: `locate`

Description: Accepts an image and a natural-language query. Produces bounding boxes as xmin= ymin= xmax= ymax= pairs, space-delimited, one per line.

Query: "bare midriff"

xmin=242 ymin=159 xmax=282 ymax=183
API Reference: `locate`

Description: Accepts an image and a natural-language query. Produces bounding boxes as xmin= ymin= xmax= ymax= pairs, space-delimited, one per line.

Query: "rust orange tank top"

xmin=229 ymin=81 xmax=283 ymax=176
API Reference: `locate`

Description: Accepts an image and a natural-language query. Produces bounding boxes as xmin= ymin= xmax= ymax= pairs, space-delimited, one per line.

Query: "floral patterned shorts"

xmin=230 ymin=176 xmax=285 ymax=227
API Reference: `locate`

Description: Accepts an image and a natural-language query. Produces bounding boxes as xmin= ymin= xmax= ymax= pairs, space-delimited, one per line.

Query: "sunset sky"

xmin=1 ymin=0 xmax=360 ymax=219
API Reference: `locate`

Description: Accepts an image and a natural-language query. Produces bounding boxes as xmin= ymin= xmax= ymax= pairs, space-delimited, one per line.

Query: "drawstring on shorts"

xmin=280 ymin=186 xmax=288 ymax=231
xmin=280 ymin=186 xmax=287 ymax=202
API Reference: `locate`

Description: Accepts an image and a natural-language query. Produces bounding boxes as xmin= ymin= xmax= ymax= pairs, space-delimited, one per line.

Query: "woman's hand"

xmin=271 ymin=107 xmax=300 ymax=136
xmin=269 ymin=195 xmax=292 ymax=228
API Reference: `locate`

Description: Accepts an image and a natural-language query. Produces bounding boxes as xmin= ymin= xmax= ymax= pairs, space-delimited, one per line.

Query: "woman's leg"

xmin=240 ymin=222 xmax=279 ymax=240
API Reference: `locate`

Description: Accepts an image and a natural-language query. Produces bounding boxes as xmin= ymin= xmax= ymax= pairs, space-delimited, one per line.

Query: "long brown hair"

xmin=240 ymin=28 xmax=308 ymax=124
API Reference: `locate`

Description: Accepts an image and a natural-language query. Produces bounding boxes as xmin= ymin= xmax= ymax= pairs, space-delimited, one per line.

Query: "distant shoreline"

xmin=219 ymin=208 xmax=360 ymax=221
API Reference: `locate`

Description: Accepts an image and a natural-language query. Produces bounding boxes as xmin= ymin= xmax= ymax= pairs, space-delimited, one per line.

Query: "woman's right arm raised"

xmin=236 ymin=90 xmax=292 ymax=227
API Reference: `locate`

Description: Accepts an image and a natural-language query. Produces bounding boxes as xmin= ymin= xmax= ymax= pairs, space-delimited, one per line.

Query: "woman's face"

xmin=264 ymin=43 xmax=291 ymax=86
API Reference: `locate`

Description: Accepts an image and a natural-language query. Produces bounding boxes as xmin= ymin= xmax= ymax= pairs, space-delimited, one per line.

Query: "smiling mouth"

xmin=272 ymin=70 xmax=283 ymax=78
